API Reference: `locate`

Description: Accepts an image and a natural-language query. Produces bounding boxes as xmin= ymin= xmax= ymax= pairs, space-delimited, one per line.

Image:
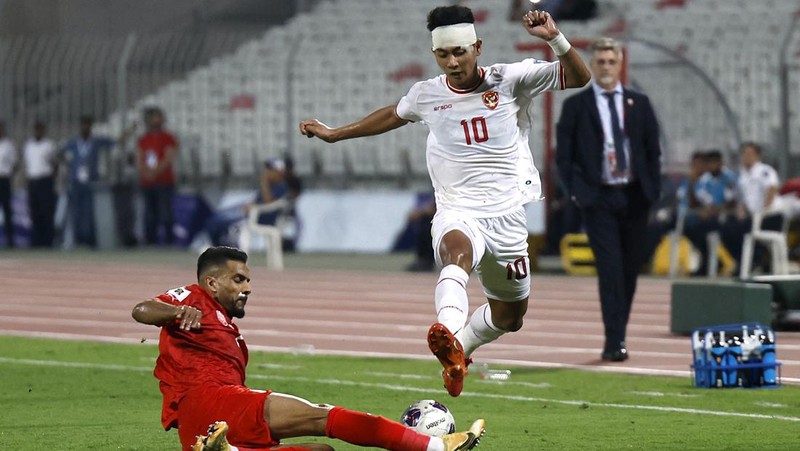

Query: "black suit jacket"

xmin=556 ymin=86 xmax=661 ymax=208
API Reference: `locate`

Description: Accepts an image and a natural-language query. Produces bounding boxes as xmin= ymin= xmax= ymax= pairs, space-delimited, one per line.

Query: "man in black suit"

xmin=556 ymin=37 xmax=661 ymax=362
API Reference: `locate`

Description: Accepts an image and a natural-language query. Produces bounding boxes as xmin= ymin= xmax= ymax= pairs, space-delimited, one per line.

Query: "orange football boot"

xmin=427 ymin=322 xmax=470 ymax=397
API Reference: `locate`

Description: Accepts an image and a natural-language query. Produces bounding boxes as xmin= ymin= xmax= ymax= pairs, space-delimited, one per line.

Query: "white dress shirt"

xmin=23 ymin=138 xmax=57 ymax=179
xmin=592 ymin=81 xmax=631 ymax=185
xmin=0 ymin=137 xmax=16 ymax=177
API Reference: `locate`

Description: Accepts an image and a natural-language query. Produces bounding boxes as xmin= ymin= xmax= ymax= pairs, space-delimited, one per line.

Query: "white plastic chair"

xmin=668 ymin=205 xmax=724 ymax=278
xmin=705 ymin=231 xmax=722 ymax=278
xmin=238 ymin=199 xmax=289 ymax=270
xmin=668 ymin=204 xmax=687 ymax=278
xmin=739 ymin=211 xmax=789 ymax=279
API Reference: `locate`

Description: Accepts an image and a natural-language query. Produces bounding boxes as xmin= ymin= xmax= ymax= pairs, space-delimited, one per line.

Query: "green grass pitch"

xmin=1 ymin=336 xmax=799 ymax=450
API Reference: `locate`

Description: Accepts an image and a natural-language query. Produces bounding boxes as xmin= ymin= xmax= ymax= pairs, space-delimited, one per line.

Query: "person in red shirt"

xmin=132 ymin=246 xmax=485 ymax=451
xmin=137 ymin=107 xmax=178 ymax=245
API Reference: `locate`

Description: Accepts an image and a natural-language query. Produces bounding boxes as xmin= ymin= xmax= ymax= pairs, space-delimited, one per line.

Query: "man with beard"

xmin=132 ymin=246 xmax=484 ymax=451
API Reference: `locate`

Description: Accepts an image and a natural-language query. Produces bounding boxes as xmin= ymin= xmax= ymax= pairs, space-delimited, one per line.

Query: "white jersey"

xmin=395 ymin=59 xmax=564 ymax=217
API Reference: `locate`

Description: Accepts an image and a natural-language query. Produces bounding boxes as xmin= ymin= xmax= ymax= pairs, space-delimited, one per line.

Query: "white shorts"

xmin=431 ymin=208 xmax=531 ymax=302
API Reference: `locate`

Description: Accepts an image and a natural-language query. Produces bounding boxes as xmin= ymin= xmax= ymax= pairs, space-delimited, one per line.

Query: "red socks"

xmin=325 ymin=406 xmax=431 ymax=451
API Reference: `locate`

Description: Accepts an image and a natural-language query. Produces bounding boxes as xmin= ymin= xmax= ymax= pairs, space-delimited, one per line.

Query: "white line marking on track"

xmin=3 ymin=356 xmax=799 ymax=423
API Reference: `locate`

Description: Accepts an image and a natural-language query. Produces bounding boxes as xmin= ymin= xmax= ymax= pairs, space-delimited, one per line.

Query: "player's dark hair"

xmin=197 ymin=246 xmax=248 ymax=280
xmin=427 ymin=5 xmax=474 ymax=31
xmin=690 ymin=150 xmax=706 ymax=161
xmin=740 ymin=141 xmax=762 ymax=155
xmin=80 ymin=115 xmax=94 ymax=125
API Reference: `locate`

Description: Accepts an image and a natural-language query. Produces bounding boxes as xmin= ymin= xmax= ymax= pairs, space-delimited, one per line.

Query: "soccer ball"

xmin=400 ymin=399 xmax=456 ymax=437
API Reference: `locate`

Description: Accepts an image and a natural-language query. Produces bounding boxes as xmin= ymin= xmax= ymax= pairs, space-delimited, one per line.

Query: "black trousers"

xmin=415 ymin=213 xmax=435 ymax=264
xmin=0 ymin=177 xmax=13 ymax=247
xmin=142 ymin=185 xmax=174 ymax=245
xmin=580 ymin=183 xmax=651 ymax=350
xmin=721 ymin=213 xmax=784 ymax=269
xmin=28 ymin=176 xmax=56 ymax=247
xmin=683 ymin=215 xmax=722 ymax=275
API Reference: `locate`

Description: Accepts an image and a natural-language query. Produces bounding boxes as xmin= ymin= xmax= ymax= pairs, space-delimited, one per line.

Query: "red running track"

xmin=1 ymin=258 xmax=798 ymax=384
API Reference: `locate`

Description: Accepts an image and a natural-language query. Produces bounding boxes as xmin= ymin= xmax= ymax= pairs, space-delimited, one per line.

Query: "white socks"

xmin=435 ymin=265 xmax=508 ymax=357
xmin=458 ymin=303 xmax=507 ymax=357
xmin=428 ymin=437 xmax=446 ymax=451
xmin=435 ymin=265 xmax=470 ymax=337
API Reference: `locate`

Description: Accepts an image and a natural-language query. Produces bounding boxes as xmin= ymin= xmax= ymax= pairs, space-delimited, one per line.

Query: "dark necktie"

xmin=603 ymin=92 xmax=627 ymax=172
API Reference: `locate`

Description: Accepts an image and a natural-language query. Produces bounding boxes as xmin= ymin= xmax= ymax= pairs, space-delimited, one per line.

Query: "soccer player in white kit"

xmin=300 ymin=5 xmax=590 ymax=397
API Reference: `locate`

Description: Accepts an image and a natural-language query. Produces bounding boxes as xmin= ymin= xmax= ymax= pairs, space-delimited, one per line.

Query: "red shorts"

xmin=178 ymin=385 xmax=276 ymax=450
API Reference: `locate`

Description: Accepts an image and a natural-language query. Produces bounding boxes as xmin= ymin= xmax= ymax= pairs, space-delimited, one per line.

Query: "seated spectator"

xmin=249 ymin=157 xmax=303 ymax=251
xmin=250 ymin=158 xmax=289 ymax=225
xmin=405 ymin=196 xmax=436 ymax=272
xmin=643 ymin=151 xmax=704 ymax=271
xmin=683 ymin=149 xmax=737 ymax=275
xmin=206 ymin=157 xmax=302 ymax=251
xmin=721 ymin=142 xmax=783 ymax=272
xmin=674 ymin=151 xmax=705 ymax=213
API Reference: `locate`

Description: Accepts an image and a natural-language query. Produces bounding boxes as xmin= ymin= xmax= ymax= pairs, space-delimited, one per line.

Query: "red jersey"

xmin=153 ymin=284 xmax=249 ymax=430
xmin=138 ymin=130 xmax=178 ymax=186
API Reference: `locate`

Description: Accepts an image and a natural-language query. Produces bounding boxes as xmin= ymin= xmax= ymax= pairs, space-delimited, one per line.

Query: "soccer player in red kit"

xmin=132 ymin=246 xmax=485 ymax=451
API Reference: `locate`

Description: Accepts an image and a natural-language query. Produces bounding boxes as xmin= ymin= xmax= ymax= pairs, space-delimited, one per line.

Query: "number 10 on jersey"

xmin=460 ymin=116 xmax=488 ymax=145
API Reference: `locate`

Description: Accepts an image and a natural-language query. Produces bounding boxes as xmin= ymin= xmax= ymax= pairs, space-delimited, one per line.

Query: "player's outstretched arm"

xmin=132 ymin=299 xmax=202 ymax=330
xmin=299 ymin=104 xmax=408 ymax=143
xmin=522 ymin=10 xmax=591 ymax=88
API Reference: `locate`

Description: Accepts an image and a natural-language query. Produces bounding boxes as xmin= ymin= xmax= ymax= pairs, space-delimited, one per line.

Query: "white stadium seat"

xmin=96 ymin=0 xmax=800 ymax=182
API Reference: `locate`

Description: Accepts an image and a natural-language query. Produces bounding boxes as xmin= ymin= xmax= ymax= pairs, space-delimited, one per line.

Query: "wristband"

xmin=547 ymin=32 xmax=571 ymax=56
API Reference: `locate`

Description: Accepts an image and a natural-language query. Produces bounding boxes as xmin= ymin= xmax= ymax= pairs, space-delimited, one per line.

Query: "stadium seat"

xmin=92 ymin=0 xmax=800 ymax=185
xmin=740 ymin=211 xmax=791 ymax=279
xmin=238 ymin=199 xmax=288 ymax=270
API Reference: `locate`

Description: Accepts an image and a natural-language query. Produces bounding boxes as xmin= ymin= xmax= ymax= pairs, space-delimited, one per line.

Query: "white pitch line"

xmin=255 ymin=363 xmax=303 ymax=370
xmin=364 ymin=371 xmax=432 ymax=380
xmin=3 ymin=330 xmax=800 ymax=385
xmin=0 ymin=356 xmax=152 ymax=372
xmin=249 ymin=374 xmax=800 ymax=423
xmin=627 ymin=391 xmax=702 ymax=398
xmin=2 ymin=356 xmax=799 ymax=423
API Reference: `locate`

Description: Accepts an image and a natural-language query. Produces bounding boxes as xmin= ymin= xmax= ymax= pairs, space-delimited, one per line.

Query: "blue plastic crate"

xmin=690 ymin=322 xmax=781 ymax=388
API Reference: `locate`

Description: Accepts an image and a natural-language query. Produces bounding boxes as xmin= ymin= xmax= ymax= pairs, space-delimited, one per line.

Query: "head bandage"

xmin=431 ymin=23 xmax=477 ymax=51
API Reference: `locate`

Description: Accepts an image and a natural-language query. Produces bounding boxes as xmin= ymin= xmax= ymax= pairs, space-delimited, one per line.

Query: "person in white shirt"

xmin=0 ymin=121 xmax=17 ymax=247
xmin=23 ymin=121 xmax=58 ymax=247
xmin=299 ymin=5 xmax=590 ymax=397
xmin=721 ymin=141 xmax=783 ymax=270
